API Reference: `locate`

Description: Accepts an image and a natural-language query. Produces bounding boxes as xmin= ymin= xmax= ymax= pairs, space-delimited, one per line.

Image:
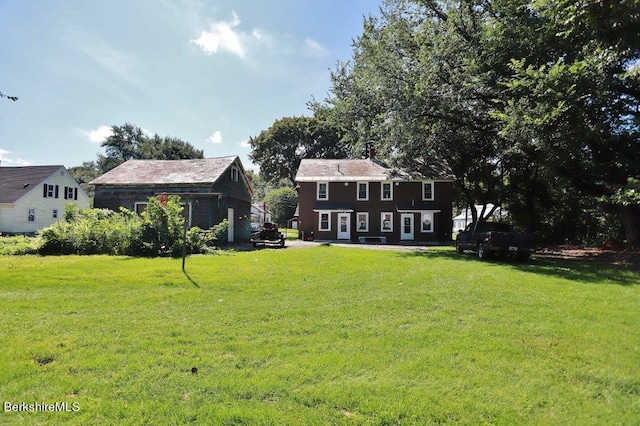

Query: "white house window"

xmin=357 ymin=212 xmax=369 ymax=232
xmin=43 ymin=184 xmax=59 ymax=199
xmin=422 ymin=181 xmax=434 ymax=201
xmin=357 ymin=182 xmax=369 ymax=201
xmin=64 ymin=186 xmax=78 ymax=200
xmin=231 ymin=166 xmax=240 ymax=182
xmin=319 ymin=211 xmax=331 ymax=231
xmin=317 ymin=182 xmax=329 ymax=200
xmin=381 ymin=182 xmax=393 ymax=200
xmin=28 ymin=208 xmax=35 ymax=222
xmin=381 ymin=212 xmax=393 ymax=232
xmin=421 ymin=212 xmax=433 ymax=232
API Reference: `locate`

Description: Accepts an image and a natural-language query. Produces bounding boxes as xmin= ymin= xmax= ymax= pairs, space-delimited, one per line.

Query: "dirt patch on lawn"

xmin=537 ymin=245 xmax=640 ymax=271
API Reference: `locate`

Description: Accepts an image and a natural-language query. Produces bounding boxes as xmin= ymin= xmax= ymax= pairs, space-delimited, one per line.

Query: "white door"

xmin=401 ymin=213 xmax=414 ymax=240
xmin=337 ymin=213 xmax=351 ymax=240
xmin=227 ymin=208 xmax=234 ymax=243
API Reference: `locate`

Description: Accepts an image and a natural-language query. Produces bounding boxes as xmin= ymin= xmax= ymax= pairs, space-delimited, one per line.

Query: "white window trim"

xmin=422 ymin=181 xmax=435 ymax=201
xmin=356 ymin=212 xmax=369 ymax=232
xmin=381 ymin=182 xmax=393 ymax=201
xmin=381 ymin=212 xmax=393 ymax=232
xmin=317 ymin=182 xmax=329 ymax=200
xmin=231 ymin=166 xmax=239 ymax=182
xmin=318 ymin=211 xmax=331 ymax=231
xmin=357 ymin=182 xmax=369 ymax=201
xmin=420 ymin=211 xmax=434 ymax=233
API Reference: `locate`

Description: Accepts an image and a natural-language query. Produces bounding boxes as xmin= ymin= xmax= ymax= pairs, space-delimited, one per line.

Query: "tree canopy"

xmin=314 ymin=0 xmax=640 ymax=247
xmin=248 ymin=116 xmax=349 ymax=185
xmin=96 ymin=123 xmax=204 ymax=173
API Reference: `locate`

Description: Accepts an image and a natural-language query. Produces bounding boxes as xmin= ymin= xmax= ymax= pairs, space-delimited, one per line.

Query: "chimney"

xmin=367 ymin=142 xmax=376 ymax=160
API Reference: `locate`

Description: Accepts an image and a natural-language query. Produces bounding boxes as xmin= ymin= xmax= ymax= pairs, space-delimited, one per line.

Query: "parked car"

xmin=250 ymin=222 xmax=285 ymax=248
xmin=456 ymin=221 xmax=535 ymax=260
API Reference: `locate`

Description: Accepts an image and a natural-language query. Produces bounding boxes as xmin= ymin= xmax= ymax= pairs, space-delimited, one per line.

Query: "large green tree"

xmin=96 ymin=123 xmax=204 ymax=173
xmin=316 ymin=0 xmax=640 ymax=245
xmin=249 ymin=116 xmax=349 ymax=185
xmin=264 ymin=187 xmax=298 ymax=225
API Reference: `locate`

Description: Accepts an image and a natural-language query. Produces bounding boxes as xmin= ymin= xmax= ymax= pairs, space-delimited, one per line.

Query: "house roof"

xmin=0 ymin=165 xmax=64 ymax=204
xmin=295 ymin=158 xmax=455 ymax=182
xmin=90 ymin=156 xmax=242 ymax=186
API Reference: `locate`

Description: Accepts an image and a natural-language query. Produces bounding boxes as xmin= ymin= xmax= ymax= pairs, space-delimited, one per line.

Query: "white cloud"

xmin=79 ymin=125 xmax=113 ymax=144
xmin=208 ymin=131 xmax=222 ymax=144
xmin=304 ymin=38 xmax=327 ymax=57
xmin=191 ymin=12 xmax=247 ymax=58
xmin=239 ymin=139 xmax=250 ymax=148
xmin=0 ymin=148 xmax=30 ymax=166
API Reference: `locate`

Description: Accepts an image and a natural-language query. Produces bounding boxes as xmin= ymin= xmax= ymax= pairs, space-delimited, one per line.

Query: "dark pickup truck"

xmin=455 ymin=222 xmax=535 ymax=260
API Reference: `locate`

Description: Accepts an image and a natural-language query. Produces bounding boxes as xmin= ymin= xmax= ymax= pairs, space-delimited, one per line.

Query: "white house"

xmin=0 ymin=165 xmax=90 ymax=234
xmin=452 ymin=203 xmax=506 ymax=232
xmin=251 ymin=203 xmax=272 ymax=229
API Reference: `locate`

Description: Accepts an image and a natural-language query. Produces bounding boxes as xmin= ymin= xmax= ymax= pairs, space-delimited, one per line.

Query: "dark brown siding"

xmin=296 ymin=180 xmax=453 ymax=244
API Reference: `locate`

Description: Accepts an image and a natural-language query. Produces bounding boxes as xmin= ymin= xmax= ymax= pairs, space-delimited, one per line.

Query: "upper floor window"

xmin=28 ymin=208 xmax=35 ymax=222
xmin=43 ymin=184 xmax=59 ymax=199
xmin=422 ymin=181 xmax=434 ymax=201
xmin=231 ymin=166 xmax=240 ymax=182
xmin=64 ymin=186 xmax=78 ymax=200
xmin=381 ymin=182 xmax=393 ymax=201
xmin=317 ymin=182 xmax=329 ymax=200
xmin=357 ymin=182 xmax=369 ymax=201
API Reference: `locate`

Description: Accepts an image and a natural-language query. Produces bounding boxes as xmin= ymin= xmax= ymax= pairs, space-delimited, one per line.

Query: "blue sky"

xmin=0 ymin=0 xmax=381 ymax=171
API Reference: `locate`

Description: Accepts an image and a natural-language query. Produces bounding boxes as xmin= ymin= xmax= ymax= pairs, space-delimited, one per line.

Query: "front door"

xmin=227 ymin=208 xmax=234 ymax=243
xmin=401 ymin=213 xmax=414 ymax=240
xmin=337 ymin=213 xmax=351 ymax=240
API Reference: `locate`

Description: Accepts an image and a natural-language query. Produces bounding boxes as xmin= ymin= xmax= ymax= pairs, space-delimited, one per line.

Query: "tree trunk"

xmin=621 ymin=204 xmax=640 ymax=250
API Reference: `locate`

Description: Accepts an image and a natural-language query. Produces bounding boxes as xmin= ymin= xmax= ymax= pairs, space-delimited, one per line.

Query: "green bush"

xmin=0 ymin=236 xmax=40 ymax=255
xmin=38 ymin=198 xmax=229 ymax=256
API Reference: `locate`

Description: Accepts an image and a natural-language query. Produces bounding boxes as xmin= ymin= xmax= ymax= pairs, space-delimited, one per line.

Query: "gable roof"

xmin=295 ymin=158 xmax=456 ymax=182
xmin=91 ymin=156 xmax=242 ymax=186
xmin=0 ymin=165 xmax=64 ymax=204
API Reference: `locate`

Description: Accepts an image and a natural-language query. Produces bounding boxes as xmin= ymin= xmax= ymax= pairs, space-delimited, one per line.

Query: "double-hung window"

xmin=356 ymin=212 xmax=369 ymax=232
xmin=421 ymin=212 xmax=433 ymax=232
xmin=381 ymin=212 xmax=393 ymax=232
xmin=231 ymin=166 xmax=239 ymax=182
xmin=319 ymin=212 xmax=331 ymax=231
xmin=43 ymin=184 xmax=59 ymax=199
xmin=317 ymin=182 xmax=329 ymax=200
xmin=357 ymin=182 xmax=369 ymax=201
xmin=381 ymin=182 xmax=393 ymax=201
xmin=422 ymin=181 xmax=434 ymax=201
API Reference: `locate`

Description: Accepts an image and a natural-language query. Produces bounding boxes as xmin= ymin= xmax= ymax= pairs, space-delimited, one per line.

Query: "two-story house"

xmin=91 ymin=156 xmax=253 ymax=242
xmin=295 ymin=157 xmax=455 ymax=244
xmin=0 ymin=165 xmax=90 ymax=235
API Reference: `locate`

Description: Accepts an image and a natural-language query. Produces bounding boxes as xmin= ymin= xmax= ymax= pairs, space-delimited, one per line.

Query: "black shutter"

xmin=43 ymin=184 xmax=48 ymax=198
xmin=63 ymin=186 xmax=68 ymax=199
xmin=54 ymin=185 xmax=59 ymax=198
xmin=74 ymin=188 xmax=78 ymax=200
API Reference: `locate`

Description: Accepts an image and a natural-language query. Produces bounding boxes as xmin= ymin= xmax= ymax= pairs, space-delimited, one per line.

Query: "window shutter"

xmin=74 ymin=188 xmax=78 ymax=200
xmin=43 ymin=184 xmax=48 ymax=198
xmin=63 ymin=186 xmax=68 ymax=199
xmin=55 ymin=185 xmax=59 ymax=198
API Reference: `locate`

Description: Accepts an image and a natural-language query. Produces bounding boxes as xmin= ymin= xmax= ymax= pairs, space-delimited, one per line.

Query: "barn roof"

xmin=90 ymin=156 xmax=241 ymax=185
xmin=0 ymin=165 xmax=64 ymax=204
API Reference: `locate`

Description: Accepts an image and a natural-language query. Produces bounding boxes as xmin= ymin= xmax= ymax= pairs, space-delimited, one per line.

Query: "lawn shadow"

xmin=400 ymin=248 xmax=639 ymax=286
xmin=183 ymin=269 xmax=200 ymax=287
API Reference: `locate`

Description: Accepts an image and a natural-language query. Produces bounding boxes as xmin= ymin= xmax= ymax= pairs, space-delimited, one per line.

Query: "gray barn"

xmin=91 ymin=156 xmax=253 ymax=242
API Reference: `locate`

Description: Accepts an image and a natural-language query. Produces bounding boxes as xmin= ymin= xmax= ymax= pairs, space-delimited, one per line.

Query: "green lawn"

xmin=1 ymin=247 xmax=639 ymax=425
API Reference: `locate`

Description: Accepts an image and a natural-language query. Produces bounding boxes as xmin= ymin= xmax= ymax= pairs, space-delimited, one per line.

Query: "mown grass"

xmin=1 ymin=247 xmax=639 ymax=425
